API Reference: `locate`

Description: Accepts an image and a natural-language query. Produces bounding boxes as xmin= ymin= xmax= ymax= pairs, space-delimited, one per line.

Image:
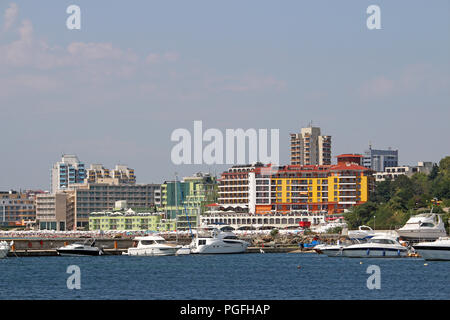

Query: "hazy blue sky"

xmin=0 ymin=0 xmax=449 ymax=190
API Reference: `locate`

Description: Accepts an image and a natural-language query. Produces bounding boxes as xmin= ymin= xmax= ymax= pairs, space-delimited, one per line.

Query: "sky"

xmin=0 ymin=0 xmax=449 ymax=190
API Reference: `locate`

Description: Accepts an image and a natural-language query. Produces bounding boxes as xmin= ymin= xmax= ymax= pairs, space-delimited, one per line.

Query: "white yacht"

xmin=190 ymin=229 xmax=249 ymax=254
xmin=0 ymin=241 xmax=12 ymax=259
xmin=341 ymin=234 xmax=408 ymax=258
xmin=397 ymin=212 xmax=447 ymax=241
xmin=124 ymin=235 xmax=180 ymax=256
xmin=413 ymin=237 xmax=450 ymax=261
xmin=348 ymin=225 xmax=375 ymax=240
xmin=57 ymin=238 xmax=103 ymax=256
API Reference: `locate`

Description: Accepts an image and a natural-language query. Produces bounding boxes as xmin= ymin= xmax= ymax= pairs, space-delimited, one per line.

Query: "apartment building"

xmin=86 ymin=164 xmax=136 ymax=185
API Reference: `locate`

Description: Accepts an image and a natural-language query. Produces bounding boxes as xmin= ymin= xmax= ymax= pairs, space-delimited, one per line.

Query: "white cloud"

xmin=3 ymin=2 xmax=18 ymax=31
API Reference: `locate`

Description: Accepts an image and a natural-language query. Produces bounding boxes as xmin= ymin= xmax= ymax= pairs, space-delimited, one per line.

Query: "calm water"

xmin=1 ymin=253 xmax=449 ymax=300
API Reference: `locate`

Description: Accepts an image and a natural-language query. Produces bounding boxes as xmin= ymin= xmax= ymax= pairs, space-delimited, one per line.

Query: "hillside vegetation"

xmin=344 ymin=156 xmax=450 ymax=233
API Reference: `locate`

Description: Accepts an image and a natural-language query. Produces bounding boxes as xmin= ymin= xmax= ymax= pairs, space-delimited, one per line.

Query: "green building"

xmin=89 ymin=207 xmax=176 ymax=231
xmin=160 ymin=173 xmax=217 ymax=231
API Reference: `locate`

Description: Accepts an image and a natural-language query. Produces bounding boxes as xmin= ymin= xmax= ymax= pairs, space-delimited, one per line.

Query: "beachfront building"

xmin=35 ymin=192 xmax=75 ymax=231
xmin=0 ymin=190 xmax=35 ymax=227
xmin=218 ymin=154 xmax=374 ymax=215
xmin=73 ymin=183 xmax=161 ymax=230
xmin=160 ymin=173 xmax=217 ymax=230
xmin=374 ymin=161 xmax=434 ymax=182
xmin=290 ymin=125 xmax=332 ymax=166
xmin=86 ymin=164 xmax=136 ymax=185
xmin=363 ymin=145 xmax=398 ymax=172
xmin=51 ymin=154 xmax=86 ymax=193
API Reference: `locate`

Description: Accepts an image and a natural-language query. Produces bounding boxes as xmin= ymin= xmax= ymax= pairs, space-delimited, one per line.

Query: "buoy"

xmin=360 ymin=261 xmax=363 ymax=264
xmin=297 ymin=265 xmax=301 ymax=269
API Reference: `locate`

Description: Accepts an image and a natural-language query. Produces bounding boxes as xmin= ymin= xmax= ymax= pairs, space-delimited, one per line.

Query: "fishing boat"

xmin=0 ymin=241 xmax=12 ymax=259
xmin=56 ymin=238 xmax=103 ymax=256
xmin=124 ymin=235 xmax=180 ymax=256
xmin=341 ymin=234 xmax=408 ymax=258
xmin=413 ymin=237 xmax=450 ymax=261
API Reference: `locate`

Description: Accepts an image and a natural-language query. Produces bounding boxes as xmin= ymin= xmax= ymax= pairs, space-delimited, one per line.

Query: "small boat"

xmin=57 ymin=238 xmax=103 ymax=256
xmin=341 ymin=234 xmax=408 ymax=258
xmin=124 ymin=235 xmax=180 ymax=256
xmin=190 ymin=229 xmax=249 ymax=254
xmin=0 ymin=241 xmax=12 ymax=259
xmin=397 ymin=210 xmax=447 ymax=241
xmin=413 ymin=237 xmax=450 ymax=261
xmin=313 ymin=242 xmax=346 ymax=257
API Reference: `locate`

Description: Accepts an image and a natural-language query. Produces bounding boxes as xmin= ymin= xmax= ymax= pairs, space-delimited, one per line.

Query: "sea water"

xmin=1 ymin=253 xmax=449 ymax=300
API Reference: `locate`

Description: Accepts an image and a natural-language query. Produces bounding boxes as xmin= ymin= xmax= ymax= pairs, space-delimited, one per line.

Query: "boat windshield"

xmin=370 ymin=239 xmax=396 ymax=244
xmin=141 ymin=239 xmax=166 ymax=245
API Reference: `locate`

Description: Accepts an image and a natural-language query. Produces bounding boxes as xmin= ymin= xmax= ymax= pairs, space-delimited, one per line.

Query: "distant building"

xmin=160 ymin=173 xmax=217 ymax=230
xmin=51 ymin=154 xmax=86 ymax=193
xmin=363 ymin=146 xmax=398 ymax=172
xmin=86 ymin=164 xmax=136 ymax=185
xmin=290 ymin=125 xmax=331 ymax=165
xmin=375 ymin=161 xmax=434 ymax=182
xmin=0 ymin=190 xmax=35 ymax=227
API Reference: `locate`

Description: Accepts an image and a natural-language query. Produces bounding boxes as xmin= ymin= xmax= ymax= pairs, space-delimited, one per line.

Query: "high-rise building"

xmin=218 ymin=155 xmax=374 ymax=215
xmin=363 ymin=145 xmax=398 ymax=172
xmin=51 ymin=154 xmax=86 ymax=193
xmin=290 ymin=125 xmax=331 ymax=165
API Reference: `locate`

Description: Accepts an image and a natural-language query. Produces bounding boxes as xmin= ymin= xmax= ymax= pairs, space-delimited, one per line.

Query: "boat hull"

xmin=57 ymin=249 xmax=102 ymax=256
xmin=413 ymin=246 xmax=450 ymax=261
xmin=126 ymin=247 xmax=178 ymax=256
xmin=193 ymin=241 xmax=248 ymax=254
xmin=342 ymin=247 xmax=407 ymax=258
xmin=397 ymin=230 xmax=447 ymax=241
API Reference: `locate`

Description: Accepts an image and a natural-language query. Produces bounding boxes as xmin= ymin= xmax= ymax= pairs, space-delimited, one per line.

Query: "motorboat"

xmin=0 ymin=241 xmax=12 ymax=259
xmin=57 ymin=238 xmax=103 ymax=256
xmin=341 ymin=234 xmax=408 ymax=258
xmin=313 ymin=243 xmax=345 ymax=257
xmin=190 ymin=229 xmax=249 ymax=254
xmin=124 ymin=235 xmax=180 ymax=256
xmin=413 ymin=237 xmax=450 ymax=261
xmin=348 ymin=225 xmax=375 ymax=240
xmin=397 ymin=211 xmax=447 ymax=241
